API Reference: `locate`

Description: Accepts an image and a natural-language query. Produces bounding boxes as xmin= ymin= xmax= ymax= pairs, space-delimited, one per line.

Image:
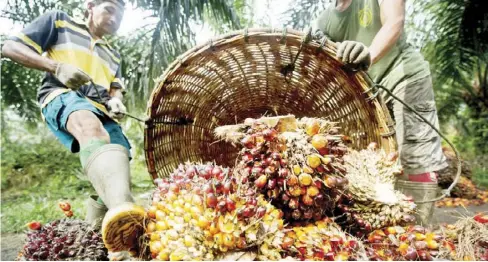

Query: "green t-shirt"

xmin=312 ymin=0 xmax=430 ymax=92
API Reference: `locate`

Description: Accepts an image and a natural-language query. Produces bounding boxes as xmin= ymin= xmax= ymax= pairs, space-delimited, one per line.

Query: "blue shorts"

xmin=41 ymin=91 xmax=131 ymax=154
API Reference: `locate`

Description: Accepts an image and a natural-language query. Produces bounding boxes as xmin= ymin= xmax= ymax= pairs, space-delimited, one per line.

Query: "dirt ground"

xmin=2 ymin=204 xmax=487 ymax=261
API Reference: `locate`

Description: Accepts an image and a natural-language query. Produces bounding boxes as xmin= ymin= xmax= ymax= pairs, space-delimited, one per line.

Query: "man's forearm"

xmin=369 ymin=19 xmax=403 ymax=65
xmin=1 ymin=40 xmax=58 ymax=73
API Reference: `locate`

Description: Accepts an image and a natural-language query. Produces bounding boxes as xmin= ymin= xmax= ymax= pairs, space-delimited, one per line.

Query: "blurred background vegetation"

xmin=1 ymin=0 xmax=487 ymax=233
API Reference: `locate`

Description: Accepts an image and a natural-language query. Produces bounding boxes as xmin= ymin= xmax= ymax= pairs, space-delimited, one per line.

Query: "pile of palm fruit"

xmin=142 ymin=115 xmax=428 ymax=261
xmin=22 ymin=115 xmax=487 ymax=261
xmin=436 ymin=147 xmax=488 ymax=207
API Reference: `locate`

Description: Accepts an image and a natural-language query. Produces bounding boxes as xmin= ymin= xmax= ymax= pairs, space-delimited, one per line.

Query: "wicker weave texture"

xmin=145 ymin=28 xmax=396 ymax=180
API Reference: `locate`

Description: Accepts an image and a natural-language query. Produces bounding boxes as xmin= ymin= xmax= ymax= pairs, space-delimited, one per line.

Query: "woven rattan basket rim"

xmin=145 ymin=27 xmax=397 ymax=180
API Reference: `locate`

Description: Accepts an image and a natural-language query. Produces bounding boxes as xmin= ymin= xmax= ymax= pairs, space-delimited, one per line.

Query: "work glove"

xmin=54 ymin=63 xmax=91 ymax=90
xmin=336 ymin=41 xmax=371 ymax=71
xmin=106 ymin=97 xmax=126 ymax=120
xmin=312 ymin=29 xmax=326 ymax=41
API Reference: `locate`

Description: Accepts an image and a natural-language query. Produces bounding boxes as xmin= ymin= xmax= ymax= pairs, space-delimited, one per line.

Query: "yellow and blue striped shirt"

xmin=9 ymin=10 xmax=125 ymax=109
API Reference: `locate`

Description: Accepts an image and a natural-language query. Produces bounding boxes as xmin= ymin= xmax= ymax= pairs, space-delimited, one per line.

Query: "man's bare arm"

xmin=369 ymin=0 xmax=405 ymax=64
xmin=2 ymin=40 xmax=58 ymax=73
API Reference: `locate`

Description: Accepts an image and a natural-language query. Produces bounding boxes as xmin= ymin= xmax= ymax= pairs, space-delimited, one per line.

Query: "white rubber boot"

xmin=85 ymin=195 xmax=108 ymax=229
xmin=84 ymin=144 xmax=145 ymax=253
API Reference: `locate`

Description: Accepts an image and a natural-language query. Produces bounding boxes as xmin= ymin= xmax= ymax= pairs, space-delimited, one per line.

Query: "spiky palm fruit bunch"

xmin=146 ymin=163 xmax=285 ymax=261
xmin=438 ymin=215 xmax=488 ymax=261
xmin=260 ymin=218 xmax=367 ymax=261
xmin=234 ymin=117 xmax=349 ymax=222
xmin=364 ymin=225 xmax=446 ymax=261
xmin=22 ymin=219 xmax=108 ymax=261
xmin=340 ymin=146 xmax=416 ymax=235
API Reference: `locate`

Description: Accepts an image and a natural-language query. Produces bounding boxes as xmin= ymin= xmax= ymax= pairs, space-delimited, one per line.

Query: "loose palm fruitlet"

xmin=337 ymin=146 xmax=416 ymax=235
xmin=364 ymin=225 xmax=446 ymax=261
xmin=147 ymin=162 xmax=285 ymax=261
xmin=22 ymin=219 xmax=108 ymax=261
xmin=260 ymin=218 xmax=367 ymax=261
xmin=233 ymin=117 xmax=349 ymax=222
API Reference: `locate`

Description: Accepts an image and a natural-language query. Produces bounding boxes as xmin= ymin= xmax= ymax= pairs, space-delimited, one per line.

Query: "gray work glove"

xmin=54 ymin=63 xmax=91 ymax=90
xmin=106 ymin=97 xmax=126 ymax=120
xmin=336 ymin=41 xmax=371 ymax=71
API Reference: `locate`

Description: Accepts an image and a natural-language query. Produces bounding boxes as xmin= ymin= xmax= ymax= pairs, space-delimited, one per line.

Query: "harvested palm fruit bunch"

xmin=439 ymin=214 xmax=488 ymax=261
xmin=219 ymin=116 xmax=349 ymax=222
xmin=261 ymin=218 xmax=367 ymax=261
xmin=147 ymin=162 xmax=285 ymax=261
xmin=339 ymin=146 xmax=416 ymax=236
xmin=364 ymin=225 xmax=446 ymax=261
xmin=22 ymin=219 xmax=108 ymax=261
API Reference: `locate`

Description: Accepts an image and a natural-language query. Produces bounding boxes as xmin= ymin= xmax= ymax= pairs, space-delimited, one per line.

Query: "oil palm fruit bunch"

xmin=22 ymin=219 xmax=108 ymax=261
xmin=364 ymin=225 xmax=445 ymax=261
xmin=148 ymin=162 xmax=285 ymax=260
xmin=234 ymin=117 xmax=349 ymax=222
xmin=339 ymin=146 xmax=416 ymax=234
xmin=449 ymin=176 xmax=478 ymax=199
xmin=262 ymin=218 xmax=367 ymax=261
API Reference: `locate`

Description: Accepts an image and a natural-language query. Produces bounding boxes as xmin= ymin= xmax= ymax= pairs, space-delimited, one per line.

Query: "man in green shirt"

xmin=312 ymin=1 xmax=447 ymax=182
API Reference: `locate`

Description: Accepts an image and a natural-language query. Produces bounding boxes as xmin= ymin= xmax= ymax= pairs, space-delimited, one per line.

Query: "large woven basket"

xmin=145 ymin=28 xmax=396 ymax=180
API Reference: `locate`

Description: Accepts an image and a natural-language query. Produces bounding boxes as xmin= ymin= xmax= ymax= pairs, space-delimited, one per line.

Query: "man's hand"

xmin=55 ymin=63 xmax=91 ymax=90
xmin=336 ymin=41 xmax=372 ymax=71
xmin=106 ymin=97 xmax=126 ymax=120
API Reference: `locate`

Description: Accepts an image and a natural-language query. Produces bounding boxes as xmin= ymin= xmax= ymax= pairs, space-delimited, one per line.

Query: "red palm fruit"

xmin=206 ymin=193 xmax=217 ymax=208
xmin=267 ymin=179 xmax=277 ymax=189
xmin=277 ymin=178 xmax=285 ymax=186
xmin=291 ymin=209 xmax=302 ymax=220
xmin=247 ymin=198 xmax=257 ymax=206
xmin=324 ymin=252 xmax=335 ymax=261
xmin=223 ymin=181 xmax=233 ymax=194
xmin=303 ymin=209 xmax=313 ymax=219
xmin=265 ymin=166 xmax=276 ymax=175
xmin=255 ymin=175 xmax=268 ymax=188
xmin=242 ymin=207 xmax=254 ymax=218
xmin=217 ymin=200 xmax=227 ymax=212
xmin=58 ymin=201 xmax=71 ymax=212
xmin=278 ymin=168 xmax=288 ymax=178
xmin=271 ymin=152 xmax=281 ymax=160
xmin=302 ymin=195 xmax=314 ymax=206
xmin=242 ymin=153 xmax=253 ymax=163
xmin=314 ymin=180 xmax=323 ymax=189
xmin=169 ymin=183 xmax=180 ymax=193
xmin=263 ymin=157 xmax=273 ymax=166
xmin=289 ymin=198 xmax=299 ymax=209
xmin=26 ymin=221 xmax=42 ymax=230
xmin=252 ymin=167 xmax=264 ymax=175
xmin=263 ymin=128 xmax=277 ymax=141
xmin=281 ymin=237 xmax=294 ymax=250
xmin=202 ymin=183 xmax=214 ymax=194
xmin=287 ymin=175 xmax=298 ymax=186
xmin=241 ymin=136 xmax=255 ymax=149
xmin=256 ymin=207 xmax=266 ymax=218
xmin=314 ymin=250 xmax=325 ymax=260
xmin=281 ymin=193 xmax=290 ymax=202
xmin=64 ymin=210 xmax=74 ymax=217
xmin=226 ymin=198 xmax=236 ymax=211
xmin=280 ymin=159 xmax=288 ymax=167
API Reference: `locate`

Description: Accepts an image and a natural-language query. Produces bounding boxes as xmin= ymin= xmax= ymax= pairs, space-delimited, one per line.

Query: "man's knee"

xmin=67 ymin=110 xmax=109 ymax=143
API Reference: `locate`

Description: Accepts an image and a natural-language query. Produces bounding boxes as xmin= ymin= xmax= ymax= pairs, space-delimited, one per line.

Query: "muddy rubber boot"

xmin=85 ymin=195 xmax=108 ymax=229
xmin=84 ymin=144 xmax=146 ymax=253
xmin=395 ymin=179 xmax=440 ymax=226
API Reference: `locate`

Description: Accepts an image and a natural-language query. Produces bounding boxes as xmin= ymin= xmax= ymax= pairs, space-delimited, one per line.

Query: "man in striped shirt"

xmin=2 ymin=0 xmax=145 ymax=253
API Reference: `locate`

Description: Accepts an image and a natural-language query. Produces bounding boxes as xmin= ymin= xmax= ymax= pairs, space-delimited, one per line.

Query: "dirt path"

xmin=2 ymin=204 xmax=487 ymax=261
